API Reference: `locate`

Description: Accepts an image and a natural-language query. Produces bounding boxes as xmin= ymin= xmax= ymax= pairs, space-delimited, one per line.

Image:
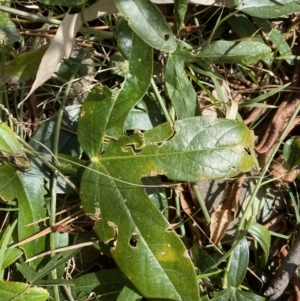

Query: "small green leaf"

xmin=196 ymin=40 xmax=271 ymax=64
xmin=0 ymin=219 xmax=18 ymax=278
xmin=237 ymin=0 xmax=300 ymax=19
xmin=2 ymin=248 xmax=23 ymax=270
xmin=165 ymin=54 xmax=198 ymax=118
xmin=0 ymin=281 xmax=49 ymax=301
xmin=0 ymin=123 xmax=29 ymax=168
xmin=210 ymin=289 xmax=231 ymax=301
xmin=115 ymin=0 xmax=177 ymax=53
xmin=229 ymin=237 xmax=249 ymax=287
xmin=192 ymin=243 xmax=217 ymax=273
xmin=39 ymin=0 xmax=83 ymax=5
xmin=70 ymin=269 xmax=129 ymax=301
xmin=283 ymin=136 xmax=300 ymax=169
xmin=124 ymin=94 xmax=165 ymax=131
xmin=0 ymin=12 xmax=21 ymax=45
xmin=31 ymin=250 xmax=79 ymax=283
xmin=174 ymin=0 xmax=188 ymax=34
xmin=109 ymin=19 xmax=153 ymax=135
xmin=254 ymin=18 xmax=293 ymax=64
xmin=248 ymin=222 xmax=270 ymax=267
xmin=117 ymin=284 xmax=142 ymax=301
xmin=77 ymin=87 xmax=114 ymax=158
xmin=234 ymin=290 xmax=265 ymax=301
xmin=0 ymin=46 xmax=47 ymax=83
xmin=228 ymin=14 xmax=259 ymax=40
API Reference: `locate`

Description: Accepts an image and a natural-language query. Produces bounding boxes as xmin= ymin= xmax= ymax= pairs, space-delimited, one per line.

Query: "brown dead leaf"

xmin=177 ymin=184 xmax=202 ymax=243
xmin=210 ymin=175 xmax=246 ymax=245
xmin=269 ymin=155 xmax=300 ymax=186
xmin=21 ymin=0 xmax=117 ymax=105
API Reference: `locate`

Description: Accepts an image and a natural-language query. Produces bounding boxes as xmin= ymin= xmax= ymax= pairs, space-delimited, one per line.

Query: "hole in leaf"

xmin=164 ymin=34 xmax=170 ymax=41
xmin=129 ymin=233 xmax=139 ymax=248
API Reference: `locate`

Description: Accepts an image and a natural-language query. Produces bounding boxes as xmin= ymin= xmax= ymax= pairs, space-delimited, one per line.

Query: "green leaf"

xmin=0 ymin=46 xmax=47 ymax=83
xmin=115 ymin=0 xmax=177 ymax=53
xmin=196 ymin=40 xmax=271 ymax=64
xmin=107 ymin=21 xmax=153 ymax=135
xmin=0 ymin=165 xmax=46 ymax=259
xmin=77 ymin=86 xmax=115 ymax=158
xmin=78 ymin=88 xmax=255 ymax=299
xmin=233 ymin=290 xmax=265 ymax=301
xmin=0 ymin=123 xmax=29 ymax=168
xmin=227 ymin=14 xmax=261 ymax=41
xmin=117 ymin=284 xmax=143 ymax=301
xmin=0 ymin=219 xmax=18 ymax=278
xmin=210 ymin=289 xmax=231 ymax=301
xmin=39 ymin=0 xmax=83 ymax=5
xmin=237 ymin=0 xmax=300 ymax=19
xmin=70 ymin=269 xmax=129 ymax=301
xmin=253 ymin=18 xmax=293 ymax=64
xmin=248 ymin=222 xmax=270 ymax=267
xmin=174 ymin=0 xmax=188 ymax=34
xmin=165 ymin=54 xmax=198 ymax=118
xmin=30 ymin=105 xmax=81 ymax=156
xmin=0 ymin=281 xmax=49 ymax=301
xmin=0 ymin=12 xmax=22 ymax=45
xmin=229 ymin=237 xmax=249 ymax=287
xmin=17 ymin=250 xmax=79 ymax=283
xmin=124 ymin=94 xmax=165 ymax=131
xmin=283 ymin=136 xmax=300 ymax=169
xmin=2 ymin=248 xmax=23 ymax=270
xmin=192 ymin=243 xmax=217 ymax=273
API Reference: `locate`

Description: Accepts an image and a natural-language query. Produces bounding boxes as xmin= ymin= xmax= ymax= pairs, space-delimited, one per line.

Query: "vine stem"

xmin=50 ymin=52 xmax=86 ymax=301
xmin=151 ymin=78 xmax=173 ymax=123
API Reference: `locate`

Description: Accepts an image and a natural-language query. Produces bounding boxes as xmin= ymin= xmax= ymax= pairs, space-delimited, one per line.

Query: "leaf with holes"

xmin=115 ymin=0 xmax=177 ymax=53
xmin=78 ymin=86 xmax=255 ymax=300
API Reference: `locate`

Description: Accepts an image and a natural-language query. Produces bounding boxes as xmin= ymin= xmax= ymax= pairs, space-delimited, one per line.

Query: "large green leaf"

xmin=165 ymin=54 xmax=198 ymax=118
xmin=0 ymin=281 xmax=48 ymax=301
xmin=236 ymin=0 xmax=300 ymax=19
xmin=115 ymin=0 xmax=177 ymax=53
xmin=78 ymin=88 xmax=255 ymax=300
xmin=0 ymin=165 xmax=46 ymax=259
xmin=253 ymin=18 xmax=293 ymax=64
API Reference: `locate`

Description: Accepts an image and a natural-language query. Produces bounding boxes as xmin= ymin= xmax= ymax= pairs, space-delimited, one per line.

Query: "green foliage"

xmin=0 ymin=12 xmax=21 ymax=45
xmin=237 ymin=0 xmax=300 ymax=18
xmin=0 ymin=281 xmax=49 ymax=301
xmin=283 ymin=136 xmax=300 ymax=169
xmin=0 ymin=0 xmax=296 ymax=300
xmin=0 ymin=46 xmax=47 ymax=83
xmin=115 ymin=0 xmax=177 ymax=53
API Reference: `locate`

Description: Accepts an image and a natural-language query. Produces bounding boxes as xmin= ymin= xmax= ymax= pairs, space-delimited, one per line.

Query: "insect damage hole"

xmin=164 ymin=33 xmax=170 ymax=41
xmin=129 ymin=233 xmax=139 ymax=248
